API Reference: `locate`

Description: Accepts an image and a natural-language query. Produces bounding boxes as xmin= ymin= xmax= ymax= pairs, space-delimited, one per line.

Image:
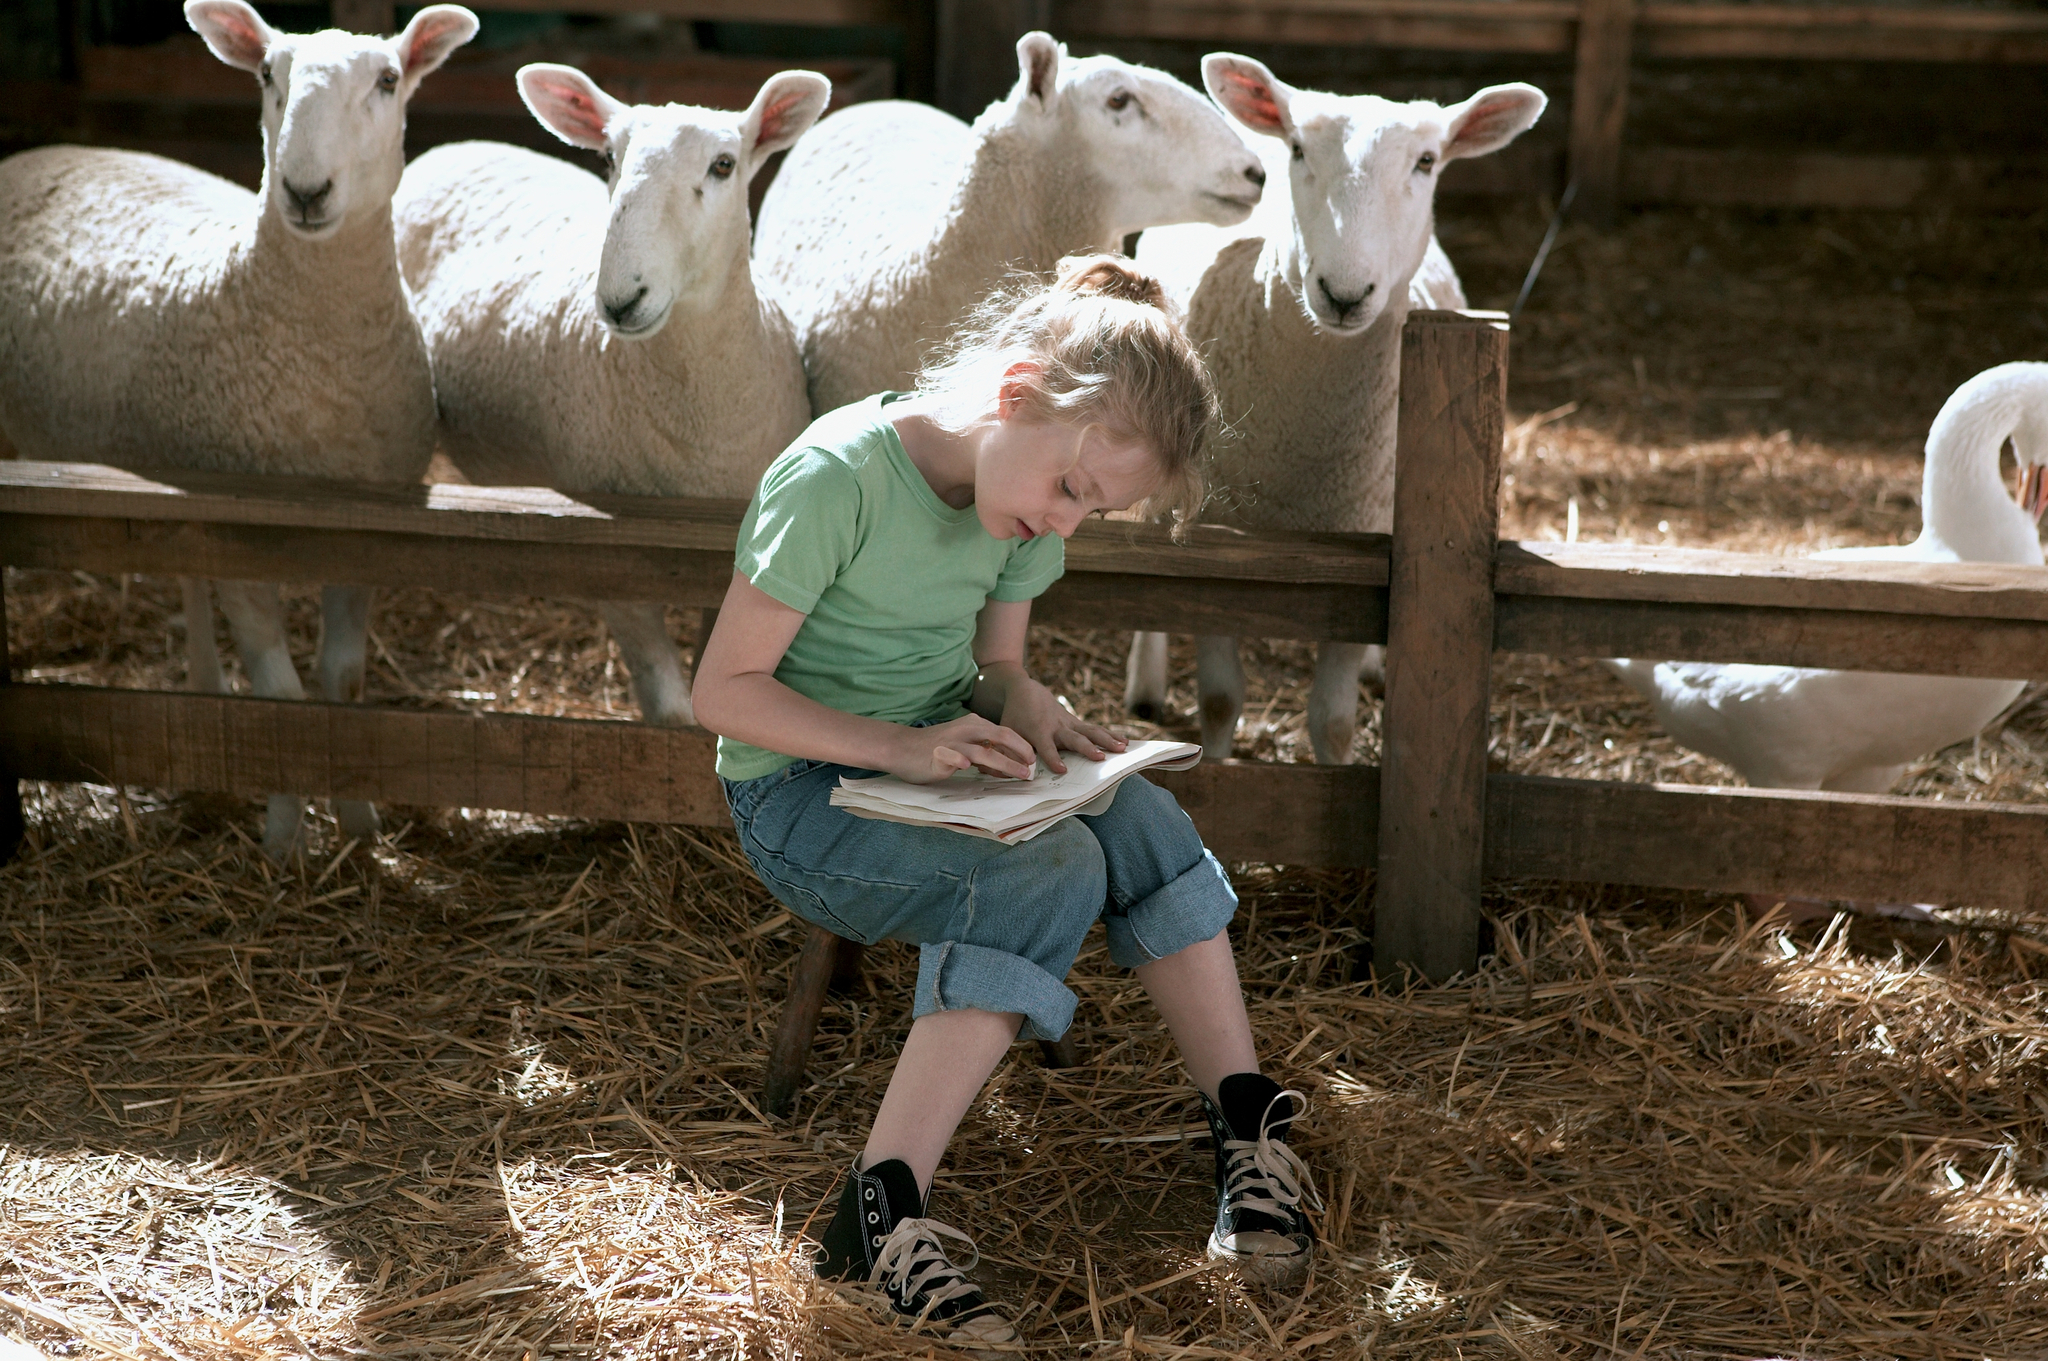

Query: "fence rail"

xmin=4 ymin=311 xmax=2046 ymax=978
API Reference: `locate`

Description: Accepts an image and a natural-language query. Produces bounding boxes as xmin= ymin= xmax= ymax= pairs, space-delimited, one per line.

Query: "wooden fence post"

xmin=1569 ymin=0 xmax=1637 ymax=225
xmin=0 ymin=573 xmax=21 ymax=863
xmin=1375 ymin=310 xmax=1509 ymax=983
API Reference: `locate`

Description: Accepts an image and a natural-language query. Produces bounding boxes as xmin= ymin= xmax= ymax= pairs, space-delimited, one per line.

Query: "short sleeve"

xmin=734 ymin=448 xmax=862 ymax=613
xmin=989 ymin=531 xmax=1065 ymax=603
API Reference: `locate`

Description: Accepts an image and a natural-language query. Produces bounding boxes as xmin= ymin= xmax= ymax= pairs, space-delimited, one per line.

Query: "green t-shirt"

xmin=715 ymin=392 xmax=1067 ymax=781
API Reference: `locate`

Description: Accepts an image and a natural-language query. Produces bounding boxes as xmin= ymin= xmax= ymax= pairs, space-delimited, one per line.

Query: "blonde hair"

xmin=915 ymin=254 xmax=1217 ymax=530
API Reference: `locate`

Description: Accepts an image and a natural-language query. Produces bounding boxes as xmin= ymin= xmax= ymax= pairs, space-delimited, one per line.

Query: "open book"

xmin=830 ymin=739 xmax=1203 ymax=844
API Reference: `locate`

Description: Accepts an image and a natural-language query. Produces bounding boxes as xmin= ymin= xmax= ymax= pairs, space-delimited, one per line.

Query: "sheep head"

xmin=999 ymin=33 xmax=1267 ymax=241
xmin=520 ymin=64 xmax=830 ymax=339
xmin=187 ymin=0 xmax=477 ymax=239
xmin=1204 ymin=53 xmax=1545 ymax=336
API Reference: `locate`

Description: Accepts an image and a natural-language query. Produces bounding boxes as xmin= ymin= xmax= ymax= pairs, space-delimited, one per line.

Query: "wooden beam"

xmin=1376 ymin=311 xmax=1511 ymax=982
xmin=1636 ymin=2 xmax=2048 ymax=63
xmin=0 ymin=464 xmax=1387 ymax=587
xmin=0 ymin=684 xmax=1379 ymax=866
xmin=1497 ymin=596 xmax=2048 ymax=679
xmin=1485 ymin=773 xmax=2048 ymax=912
xmin=1498 ymin=541 xmax=2048 ymax=622
xmin=1622 ymin=147 xmax=2047 ymax=212
xmin=1054 ymin=0 xmax=1580 ymax=54
xmin=471 ymin=0 xmax=909 ymax=24
xmin=1569 ymin=0 xmax=1636 ymax=227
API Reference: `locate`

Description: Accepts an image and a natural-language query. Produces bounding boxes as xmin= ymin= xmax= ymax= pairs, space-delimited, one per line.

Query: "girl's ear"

xmin=185 ymin=0 xmax=273 ymax=73
xmin=1202 ymin=52 xmax=1294 ymax=141
xmin=518 ymin=63 xmax=625 ymax=151
xmin=996 ymin=361 xmax=1042 ymax=418
xmin=742 ymin=70 xmax=832 ymax=167
xmin=1443 ymin=82 xmax=1547 ymax=161
xmin=395 ymin=5 xmax=478 ymax=92
xmin=1015 ymin=32 xmax=1062 ymax=111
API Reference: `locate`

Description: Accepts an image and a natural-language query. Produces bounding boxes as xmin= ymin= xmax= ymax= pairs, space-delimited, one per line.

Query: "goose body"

xmin=1612 ymin=362 xmax=2048 ymax=793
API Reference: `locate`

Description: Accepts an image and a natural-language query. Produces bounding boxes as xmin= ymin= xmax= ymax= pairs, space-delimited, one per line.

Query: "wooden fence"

xmin=3 ymin=311 xmax=2047 ymax=982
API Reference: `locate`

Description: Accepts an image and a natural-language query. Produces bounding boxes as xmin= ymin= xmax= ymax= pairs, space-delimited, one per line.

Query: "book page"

xmin=834 ymin=739 xmax=1200 ymax=825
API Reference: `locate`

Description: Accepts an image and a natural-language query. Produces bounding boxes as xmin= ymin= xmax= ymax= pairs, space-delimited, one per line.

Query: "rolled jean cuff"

xmin=915 ymin=940 xmax=1078 ymax=1042
xmin=1103 ymin=849 xmax=1238 ymax=968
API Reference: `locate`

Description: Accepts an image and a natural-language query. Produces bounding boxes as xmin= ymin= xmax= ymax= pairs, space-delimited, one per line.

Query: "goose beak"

xmin=2020 ymin=464 xmax=2048 ymax=524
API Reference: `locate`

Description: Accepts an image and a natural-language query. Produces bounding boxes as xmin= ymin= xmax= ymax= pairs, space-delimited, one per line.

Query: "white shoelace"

xmin=868 ymin=1216 xmax=987 ymax=1319
xmin=1220 ymin=1088 xmax=1324 ymax=1222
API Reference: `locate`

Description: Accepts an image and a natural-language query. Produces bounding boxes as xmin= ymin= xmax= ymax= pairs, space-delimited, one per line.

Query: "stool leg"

xmin=1038 ymin=1033 xmax=1082 ymax=1069
xmin=764 ymin=923 xmax=840 ymax=1117
xmin=830 ymin=936 xmax=865 ymax=992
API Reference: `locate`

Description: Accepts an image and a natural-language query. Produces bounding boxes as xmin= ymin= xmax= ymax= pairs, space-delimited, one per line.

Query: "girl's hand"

xmin=1000 ymin=677 xmax=1127 ymax=775
xmin=890 ymin=714 xmax=1040 ymax=784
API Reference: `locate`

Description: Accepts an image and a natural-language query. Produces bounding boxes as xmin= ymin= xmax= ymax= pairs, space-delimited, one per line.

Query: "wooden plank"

xmin=1624 ymin=148 xmax=2048 ymax=213
xmin=1035 ymin=573 xmax=1388 ymax=645
xmin=1636 ymin=2 xmax=2048 ymax=62
xmin=1569 ymin=0 xmax=1636 ymax=226
xmin=0 ymin=582 xmax=24 ymax=859
xmin=1497 ymin=595 xmax=2048 ymax=678
xmin=1055 ymin=0 xmax=1579 ymax=53
xmin=1149 ymin=760 xmax=1378 ymax=867
xmin=0 ymin=464 xmax=1387 ymax=586
xmin=1485 ymin=773 xmax=2048 ymax=912
xmin=475 ymin=0 xmax=909 ymax=24
xmin=1498 ymin=541 xmax=2048 ymax=621
xmin=1375 ymin=311 xmax=1511 ymax=981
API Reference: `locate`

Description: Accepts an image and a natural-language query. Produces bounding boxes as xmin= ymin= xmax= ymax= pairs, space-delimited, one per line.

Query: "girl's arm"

xmin=969 ymin=598 xmax=1129 ymax=775
xmin=693 ymin=572 xmax=1041 ymax=783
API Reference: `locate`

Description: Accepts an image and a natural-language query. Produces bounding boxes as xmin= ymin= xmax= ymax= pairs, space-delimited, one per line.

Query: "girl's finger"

xmin=971 ymin=738 xmax=1035 ymax=780
xmin=1075 ymin=720 xmax=1125 ymax=750
xmin=1032 ymin=733 xmax=1067 ymax=776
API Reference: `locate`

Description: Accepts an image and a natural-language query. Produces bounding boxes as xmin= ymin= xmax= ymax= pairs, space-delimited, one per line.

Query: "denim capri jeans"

xmin=722 ymin=759 xmax=1238 ymax=1042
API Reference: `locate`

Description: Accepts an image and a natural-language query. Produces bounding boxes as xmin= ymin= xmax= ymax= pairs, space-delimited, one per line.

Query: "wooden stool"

xmin=762 ymin=922 xmax=1082 ymax=1116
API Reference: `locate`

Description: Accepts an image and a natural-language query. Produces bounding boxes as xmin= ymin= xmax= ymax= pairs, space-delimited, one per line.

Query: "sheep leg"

xmin=600 ymin=601 xmax=694 ymax=727
xmin=180 ymin=578 xmax=225 ymax=694
xmin=318 ymin=584 xmax=381 ymax=841
xmin=1194 ymin=635 xmax=1245 ymax=761
xmin=213 ymin=580 xmax=308 ymax=859
xmin=1124 ymin=631 xmax=1169 ymax=722
xmin=1307 ymin=640 xmax=1374 ymax=765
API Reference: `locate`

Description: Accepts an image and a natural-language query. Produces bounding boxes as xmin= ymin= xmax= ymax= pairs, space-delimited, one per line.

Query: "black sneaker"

xmin=1201 ymin=1073 xmax=1321 ymax=1286
xmin=815 ymin=1157 xmax=1017 ymax=1353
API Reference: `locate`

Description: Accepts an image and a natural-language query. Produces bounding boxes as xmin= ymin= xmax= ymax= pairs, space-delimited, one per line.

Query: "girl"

xmin=693 ymin=255 xmax=1318 ymax=1349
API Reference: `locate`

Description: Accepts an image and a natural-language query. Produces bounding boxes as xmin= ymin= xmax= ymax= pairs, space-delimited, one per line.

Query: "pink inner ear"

xmin=756 ymin=92 xmax=804 ymax=141
xmin=402 ymin=13 xmax=461 ymax=72
xmin=1220 ymin=71 xmax=1282 ymax=132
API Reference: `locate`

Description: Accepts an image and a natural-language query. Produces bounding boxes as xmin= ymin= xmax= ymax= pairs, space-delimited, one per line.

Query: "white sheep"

xmin=1127 ymin=55 xmax=1545 ymax=763
xmin=752 ymin=32 xmax=1269 ymax=415
xmin=0 ymin=0 xmax=478 ymax=852
xmin=394 ymin=65 xmax=830 ymax=727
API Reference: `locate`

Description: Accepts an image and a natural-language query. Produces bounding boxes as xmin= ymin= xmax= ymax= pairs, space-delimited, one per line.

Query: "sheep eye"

xmin=710 ymin=153 xmax=737 ymax=179
xmin=260 ymin=62 xmax=273 ymax=85
xmin=1415 ymin=151 xmax=1437 ymax=173
xmin=1291 ymin=142 xmax=1304 ymax=162
xmin=377 ymin=69 xmax=399 ymax=94
xmin=1107 ymin=90 xmax=1132 ymax=111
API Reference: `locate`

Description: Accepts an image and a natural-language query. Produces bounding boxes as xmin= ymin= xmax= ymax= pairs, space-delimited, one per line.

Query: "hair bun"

xmin=1055 ymin=253 xmax=1169 ymax=309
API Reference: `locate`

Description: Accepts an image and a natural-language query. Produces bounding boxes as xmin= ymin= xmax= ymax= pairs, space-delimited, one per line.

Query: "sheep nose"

xmin=603 ymin=285 xmax=649 ymax=327
xmin=283 ymin=178 xmax=332 ymax=218
xmin=1244 ymin=163 xmax=1266 ymax=188
xmin=1316 ymin=276 xmax=1375 ymax=319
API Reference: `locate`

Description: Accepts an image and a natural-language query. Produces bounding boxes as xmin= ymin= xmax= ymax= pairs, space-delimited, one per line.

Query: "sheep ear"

xmin=185 ymin=0 xmax=273 ymax=73
xmin=743 ymin=71 xmax=831 ymax=165
xmin=1202 ymin=53 xmax=1293 ymax=140
xmin=395 ymin=5 xmax=477 ymax=89
xmin=1016 ymin=31 xmax=1061 ymax=109
xmin=518 ymin=63 xmax=625 ymax=152
xmin=1443 ymin=82 xmax=1547 ymax=161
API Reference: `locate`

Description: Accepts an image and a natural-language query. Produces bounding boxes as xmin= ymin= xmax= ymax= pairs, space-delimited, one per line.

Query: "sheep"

xmin=393 ymin=65 xmax=830 ymax=728
xmin=0 ymin=0 xmax=478 ymax=853
xmin=1126 ymin=55 xmax=1545 ymax=764
xmin=752 ymin=32 xmax=1269 ymax=415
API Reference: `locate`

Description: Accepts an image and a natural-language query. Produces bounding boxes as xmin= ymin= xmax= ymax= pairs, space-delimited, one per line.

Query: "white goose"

xmin=1612 ymin=362 xmax=2048 ymax=794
